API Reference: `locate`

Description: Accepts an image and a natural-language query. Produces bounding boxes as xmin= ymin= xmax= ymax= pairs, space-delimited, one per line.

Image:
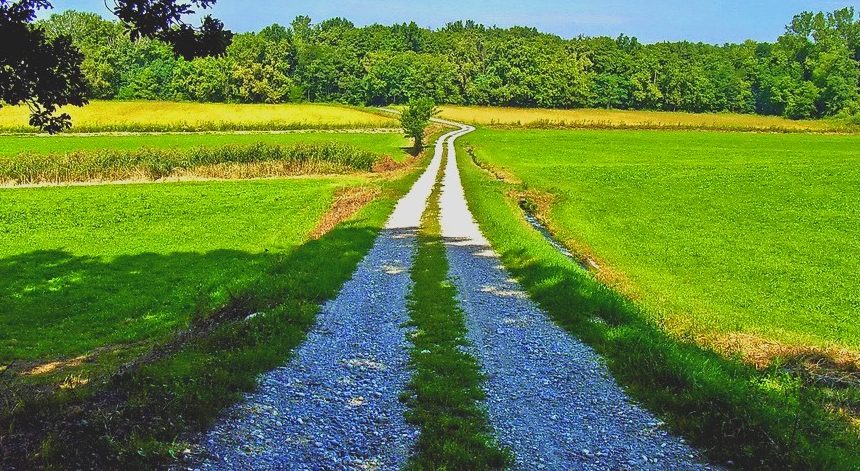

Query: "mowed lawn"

xmin=440 ymin=105 xmax=848 ymax=132
xmin=463 ymin=128 xmax=860 ymax=353
xmin=0 ymin=177 xmax=361 ymax=368
xmin=0 ymin=101 xmax=397 ymax=132
xmin=0 ymin=131 xmax=411 ymax=161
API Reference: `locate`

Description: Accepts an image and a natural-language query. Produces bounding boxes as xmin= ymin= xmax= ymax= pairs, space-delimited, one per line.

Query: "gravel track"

xmin=186 ymin=129 xmax=462 ymax=470
xmin=439 ymin=124 xmax=715 ymax=470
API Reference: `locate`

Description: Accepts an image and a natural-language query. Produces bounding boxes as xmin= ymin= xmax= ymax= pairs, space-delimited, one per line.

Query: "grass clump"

xmin=403 ymin=153 xmax=510 ymax=470
xmin=455 ymin=135 xmax=860 ymax=469
xmin=0 ymin=142 xmax=384 ymax=185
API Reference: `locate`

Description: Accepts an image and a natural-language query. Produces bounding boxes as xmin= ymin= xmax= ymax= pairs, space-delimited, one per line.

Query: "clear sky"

xmin=43 ymin=0 xmax=860 ymax=44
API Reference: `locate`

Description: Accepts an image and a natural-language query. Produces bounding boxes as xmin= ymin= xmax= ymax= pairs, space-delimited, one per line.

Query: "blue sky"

xmin=44 ymin=0 xmax=860 ymax=44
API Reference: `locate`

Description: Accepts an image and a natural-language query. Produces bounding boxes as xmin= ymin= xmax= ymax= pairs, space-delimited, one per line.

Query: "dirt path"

xmin=186 ymin=128 xmax=462 ymax=470
xmin=438 ymin=123 xmax=714 ymax=470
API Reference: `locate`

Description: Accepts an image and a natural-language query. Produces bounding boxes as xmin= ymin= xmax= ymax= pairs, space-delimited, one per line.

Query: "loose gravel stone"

xmin=439 ymin=124 xmax=717 ymax=470
xmin=184 ymin=129 xmax=464 ymax=470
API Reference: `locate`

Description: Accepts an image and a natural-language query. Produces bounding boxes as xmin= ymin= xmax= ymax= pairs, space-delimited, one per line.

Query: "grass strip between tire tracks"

xmin=454 ymin=138 xmax=860 ymax=470
xmin=402 ymin=150 xmax=511 ymax=470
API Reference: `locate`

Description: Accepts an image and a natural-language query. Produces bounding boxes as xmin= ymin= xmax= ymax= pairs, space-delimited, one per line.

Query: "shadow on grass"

xmin=0 ymin=249 xmax=275 ymax=367
xmin=0 ymin=220 xmax=384 ymax=469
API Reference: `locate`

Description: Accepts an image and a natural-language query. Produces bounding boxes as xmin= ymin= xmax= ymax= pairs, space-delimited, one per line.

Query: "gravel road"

xmin=184 ymin=119 xmax=716 ymax=470
xmin=439 ymin=124 xmax=714 ymax=470
xmin=186 ymin=129 xmax=462 ymax=470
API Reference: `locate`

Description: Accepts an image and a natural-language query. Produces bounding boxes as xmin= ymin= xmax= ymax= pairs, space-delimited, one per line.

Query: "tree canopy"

xmin=0 ymin=0 xmax=231 ymax=132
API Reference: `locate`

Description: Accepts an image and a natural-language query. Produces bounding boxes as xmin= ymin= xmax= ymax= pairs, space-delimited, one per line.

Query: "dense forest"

xmin=38 ymin=8 xmax=860 ymax=119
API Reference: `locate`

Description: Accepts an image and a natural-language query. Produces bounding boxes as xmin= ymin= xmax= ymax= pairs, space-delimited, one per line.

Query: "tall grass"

xmin=0 ymin=142 xmax=383 ymax=185
xmin=437 ymin=105 xmax=858 ymax=133
xmin=0 ymin=101 xmax=398 ymax=134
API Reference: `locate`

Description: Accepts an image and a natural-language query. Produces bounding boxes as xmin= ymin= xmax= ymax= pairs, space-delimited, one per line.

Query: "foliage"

xmin=20 ymin=7 xmax=860 ymax=124
xmin=400 ymin=97 xmax=437 ymax=149
xmin=0 ymin=0 xmax=88 ymax=133
xmin=0 ymin=0 xmax=229 ymax=132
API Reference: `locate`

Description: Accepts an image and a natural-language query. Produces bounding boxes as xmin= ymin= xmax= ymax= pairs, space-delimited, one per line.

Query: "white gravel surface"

xmin=185 ymin=129 xmax=462 ymax=470
xmin=438 ymin=123 xmax=715 ymax=470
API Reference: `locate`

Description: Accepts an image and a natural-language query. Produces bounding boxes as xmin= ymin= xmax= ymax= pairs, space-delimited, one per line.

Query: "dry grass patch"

xmin=310 ymin=186 xmax=381 ymax=239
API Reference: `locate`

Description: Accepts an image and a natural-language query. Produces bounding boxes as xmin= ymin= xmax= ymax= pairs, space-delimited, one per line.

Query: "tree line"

xmin=38 ymin=8 xmax=860 ymax=120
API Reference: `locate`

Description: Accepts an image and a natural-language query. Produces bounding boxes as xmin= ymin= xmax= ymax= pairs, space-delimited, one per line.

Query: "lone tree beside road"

xmin=400 ymin=98 xmax=438 ymax=150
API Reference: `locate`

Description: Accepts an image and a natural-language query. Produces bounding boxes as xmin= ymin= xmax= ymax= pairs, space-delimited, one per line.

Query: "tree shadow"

xmin=0 ymin=249 xmax=273 ymax=368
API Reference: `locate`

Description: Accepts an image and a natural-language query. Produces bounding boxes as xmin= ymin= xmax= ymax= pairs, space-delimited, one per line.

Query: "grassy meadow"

xmin=439 ymin=105 xmax=854 ymax=132
xmin=455 ymin=130 xmax=860 ymax=469
xmin=0 ymin=101 xmax=398 ymax=133
xmin=1 ymin=178 xmax=357 ymax=379
xmin=462 ymin=128 xmax=860 ymax=356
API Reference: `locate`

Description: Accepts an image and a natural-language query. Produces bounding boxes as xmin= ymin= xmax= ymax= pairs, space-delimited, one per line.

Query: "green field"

xmin=0 ymin=125 xmax=436 ymax=468
xmin=455 ymin=128 xmax=860 ymax=469
xmin=0 ymin=132 xmax=409 ymax=159
xmin=1 ymin=178 xmax=361 ymax=371
xmin=462 ymin=128 xmax=860 ymax=356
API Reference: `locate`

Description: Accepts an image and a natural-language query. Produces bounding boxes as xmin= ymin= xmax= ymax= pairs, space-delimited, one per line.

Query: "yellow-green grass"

xmin=455 ymin=130 xmax=860 ymax=469
xmin=0 ymin=101 xmax=398 ymax=133
xmin=0 ymin=131 xmax=409 ymax=159
xmin=462 ymin=128 xmax=860 ymax=355
xmin=439 ymin=105 xmax=853 ymax=133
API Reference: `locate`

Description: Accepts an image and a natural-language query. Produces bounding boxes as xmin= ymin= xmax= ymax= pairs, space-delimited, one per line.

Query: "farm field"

xmin=439 ymin=105 xmax=853 ymax=133
xmin=0 ymin=131 xmax=410 ymax=160
xmin=0 ymin=101 xmax=397 ymax=133
xmin=0 ymin=178 xmax=360 ymax=380
xmin=460 ymin=128 xmax=860 ymax=357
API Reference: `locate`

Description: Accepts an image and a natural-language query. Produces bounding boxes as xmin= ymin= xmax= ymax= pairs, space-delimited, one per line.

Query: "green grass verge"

xmin=0 ymin=154 xmax=430 ymax=468
xmin=1 ymin=142 xmax=384 ymax=185
xmin=402 ymin=154 xmax=510 ymax=470
xmin=454 ymin=136 xmax=860 ymax=470
xmin=0 ymin=132 xmax=408 ymax=159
